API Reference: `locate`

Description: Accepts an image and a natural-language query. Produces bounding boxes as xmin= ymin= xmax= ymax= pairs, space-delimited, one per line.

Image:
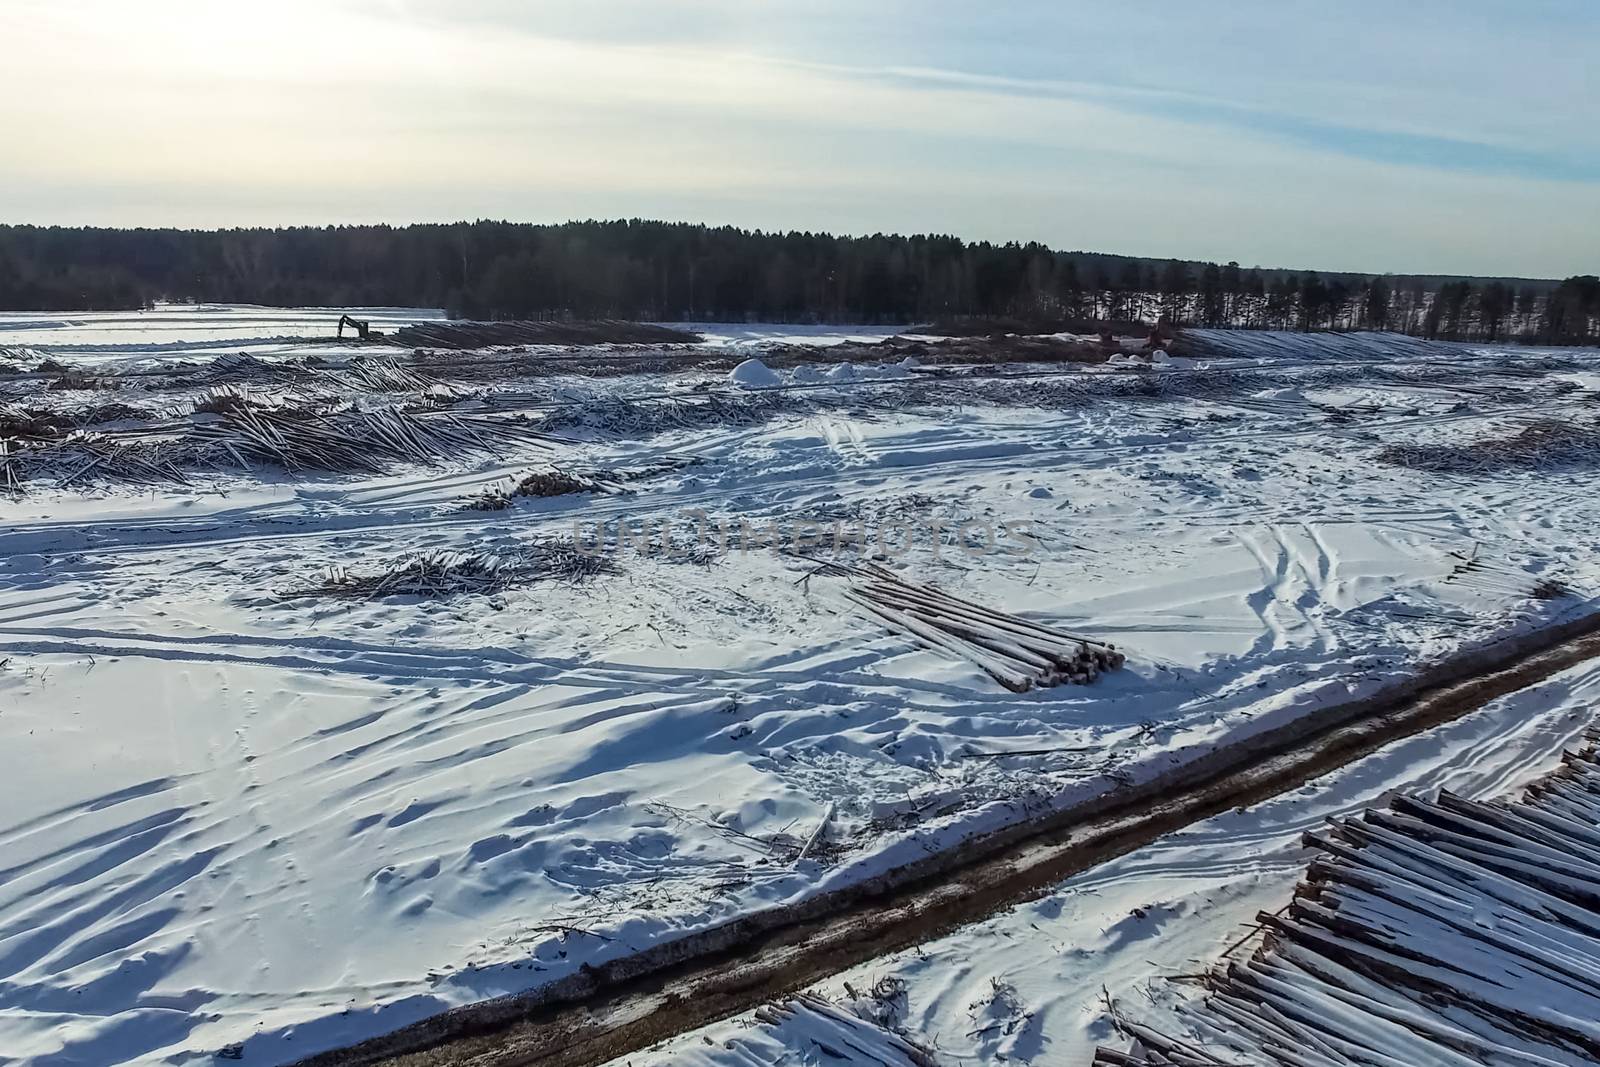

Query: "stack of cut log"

xmin=1095 ymin=727 xmax=1600 ymax=1066
xmin=752 ymin=992 xmax=944 ymax=1067
xmin=0 ymin=431 xmax=189 ymax=493
xmin=192 ymin=405 xmax=552 ymax=474
xmin=842 ymin=563 xmax=1124 ymax=692
xmin=318 ymin=357 xmax=449 ymax=395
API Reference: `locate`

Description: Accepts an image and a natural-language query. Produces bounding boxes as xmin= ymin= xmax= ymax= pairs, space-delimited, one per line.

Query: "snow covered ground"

xmin=0 ymin=304 xmax=446 ymax=366
xmin=624 ymin=657 xmax=1600 ymax=1067
xmin=0 ymin=304 xmax=903 ymax=369
xmin=2 ymin=312 xmax=1600 ymax=1063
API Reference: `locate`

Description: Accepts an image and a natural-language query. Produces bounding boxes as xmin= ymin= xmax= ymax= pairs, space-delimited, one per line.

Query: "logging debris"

xmin=46 ymin=371 xmax=119 ymax=392
xmin=1 ymin=432 xmax=189 ymax=494
xmin=286 ymin=543 xmax=619 ymax=600
xmin=315 ymin=357 xmax=453 ymax=395
xmin=2 ymin=403 xmax=552 ymax=493
xmin=189 ymin=404 xmax=552 ymax=474
xmin=467 ymin=456 xmax=698 ymax=509
xmin=1379 ymin=417 xmax=1600 ymax=474
xmin=1443 ymin=545 xmax=1573 ymax=602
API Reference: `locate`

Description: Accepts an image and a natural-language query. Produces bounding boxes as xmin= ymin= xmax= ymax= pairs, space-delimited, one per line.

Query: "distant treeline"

xmin=0 ymin=220 xmax=1595 ymax=345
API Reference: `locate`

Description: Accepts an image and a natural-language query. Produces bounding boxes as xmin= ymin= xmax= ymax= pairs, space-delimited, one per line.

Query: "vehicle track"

xmin=301 ymin=610 xmax=1600 ymax=1067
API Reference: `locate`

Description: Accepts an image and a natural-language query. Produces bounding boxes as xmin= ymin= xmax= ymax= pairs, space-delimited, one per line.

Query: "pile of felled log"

xmin=751 ymin=992 xmax=944 ymax=1067
xmin=317 ymin=356 xmax=450 ymax=394
xmin=191 ymin=404 xmax=553 ymax=474
xmin=841 ymin=563 xmax=1124 ymax=692
xmin=1096 ymin=727 xmax=1600 ymax=1066
xmin=0 ymin=431 xmax=189 ymax=494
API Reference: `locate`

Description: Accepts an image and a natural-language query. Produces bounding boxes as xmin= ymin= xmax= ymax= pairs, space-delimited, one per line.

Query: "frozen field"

xmin=2 ymin=310 xmax=1599 ymax=1063
xmin=0 ymin=304 xmax=902 ymax=369
xmin=0 ymin=305 xmax=448 ymax=366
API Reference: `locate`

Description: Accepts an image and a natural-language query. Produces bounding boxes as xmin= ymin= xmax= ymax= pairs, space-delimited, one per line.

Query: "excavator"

xmin=336 ymin=314 xmax=372 ymax=341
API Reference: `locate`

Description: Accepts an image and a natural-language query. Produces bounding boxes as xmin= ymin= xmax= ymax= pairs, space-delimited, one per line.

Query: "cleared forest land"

xmin=3 ymin=305 xmax=1600 ymax=1064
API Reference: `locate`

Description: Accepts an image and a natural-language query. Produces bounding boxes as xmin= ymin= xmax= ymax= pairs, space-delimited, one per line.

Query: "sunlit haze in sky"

xmin=2 ymin=0 xmax=1595 ymax=276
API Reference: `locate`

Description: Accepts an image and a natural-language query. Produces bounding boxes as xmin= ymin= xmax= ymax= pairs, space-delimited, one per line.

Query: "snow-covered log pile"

xmin=1 ymin=431 xmax=190 ymax=494
xmin=746 ymin=992 xmax=945 ymax=1067
xmin=189 ymin=404 xmax=553 ymax=474
xmin=3 ymin=393 xmax=555 ymax=491
xmin=1096 ymin=728 xmax=1600 ymax=1066
xmin=842 ymin=563 xmax=1125 ymax=692
xmin=314 ymin=356 xmax=454 ymax=395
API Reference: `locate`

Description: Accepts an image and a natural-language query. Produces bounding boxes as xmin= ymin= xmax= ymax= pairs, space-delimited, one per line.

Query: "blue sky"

xmin=1 ymin=0 xmax=1594 ymax=276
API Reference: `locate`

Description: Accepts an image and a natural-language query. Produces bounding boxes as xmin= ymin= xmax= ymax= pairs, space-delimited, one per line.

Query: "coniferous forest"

xmin=0 ymin=220 xmax=1595 ymax=345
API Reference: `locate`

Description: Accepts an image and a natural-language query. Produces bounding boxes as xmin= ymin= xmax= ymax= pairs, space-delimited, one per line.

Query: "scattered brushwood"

xmin=829 ymin=561 xmax=1125 ymax=692
xmin=2 ymin=401 xmax=551 ymax=492
xmin=751 ymin=992 xmax=946 ymax=1067
xmin=192 ymin=385 xmax=280 ymax=416
xmin=1379 ymin=417 xmax=1600 ymax=474
xmin=191 ymin=405 xmax=553 ymax=474
xmin=521 ymin=539 xmax=623 ymax=582
xmin=316 ymin=356 xmax=454 ymax=395
xmin=47 ymin=371 xmax=119 ymax=392
xmin=0 ymin=404 xmax=69 ymax=441
xmin=286 ymin=542 xmax=617 ymax=600
xmin=68 ymin=401 xmax=152 ymax=426
xmin=0 ymin=439 xmax=17 ymax=496
xmin=539 ymin=391 xmax=803 ymax=436
xmin=467 ymin=486 xmax=516 ymax=510
xmin=0 ymin=400 xmax=154 ymax=436
xmin=1 ymin=432 xmax=189 ymax=493
xmin=466 ymin=467 xmax=609 ymax=510
xmin=1443 ymin=544 xmax=1573 ymax=602
xmin=201 ymin=352 xmax=316 ymax=385
xmin=1097 ymin=729 xmax=1600 ymax=1067
xmin=302 ymin=552 xmax=512 ymax=599
xmin=387 ymin=320 xmax=702 ymax=350
xmin=466 ymin=457 xmax=694 ymax=509
xmin=514 ymin=467 xmax=618 ymax=497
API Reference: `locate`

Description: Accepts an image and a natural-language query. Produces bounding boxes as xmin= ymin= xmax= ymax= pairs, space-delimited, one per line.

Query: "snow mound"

xmin=730 ymin=358 xmax=782 ymax=390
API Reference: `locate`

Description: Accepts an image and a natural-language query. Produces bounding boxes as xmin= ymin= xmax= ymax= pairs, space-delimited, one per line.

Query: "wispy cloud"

xmin=0 ymin=0 xmax=1593 ymax=276
xmin=861 ymin=66 xmax=1600 ymax=183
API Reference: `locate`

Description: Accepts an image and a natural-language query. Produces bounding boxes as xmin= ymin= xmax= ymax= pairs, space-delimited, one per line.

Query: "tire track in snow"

xmin=299 ymin=617 xmax=1600 ymax=1067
